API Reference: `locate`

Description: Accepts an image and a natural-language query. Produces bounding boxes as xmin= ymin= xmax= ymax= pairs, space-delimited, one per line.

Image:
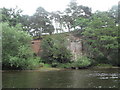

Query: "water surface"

xmin=2 ymin=68 xmax=120 ymax=88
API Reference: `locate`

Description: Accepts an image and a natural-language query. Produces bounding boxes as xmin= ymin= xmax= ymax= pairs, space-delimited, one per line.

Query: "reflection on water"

xmin=2 ymin=68 xmax=120 ymax=88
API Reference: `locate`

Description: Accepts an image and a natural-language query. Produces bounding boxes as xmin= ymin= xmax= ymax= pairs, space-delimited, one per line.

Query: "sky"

xmin=0 ymin=0 xmax=119 ymax=15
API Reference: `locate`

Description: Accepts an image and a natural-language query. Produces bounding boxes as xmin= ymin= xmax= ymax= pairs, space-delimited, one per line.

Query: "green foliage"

xmin=74 ymin=17 xmax=89 ymax=30
xmin=30 ymin=7 xmax=55 ymax=36
xmin=2 ymin=23 xmax=40 ymax=69
xmin=1 ymin=4 xmax=119 ymax=70
xmin=43 ymin=64 xmax=52 ymax=68
xmin=41 ymin=36 xmax=54 ymax=63
xmin=0 ymin=7 xmax=22 ymax=26
xmin=81 ymin=11 xmax=119 ymax=66
xmin=96 ymin=64 xmax=113 ymax=68
xmin=63 ymin=0 xmax=91 ymax=32
xmin=71 ymin=56 xmax=91 ymax=68
xmin=41 ymin=35 xmax=72 ymax=64
xmin=56 ymin=63 xmax=72 ymax=68
xmin=52 ymin=56 xmax=92 ymax=68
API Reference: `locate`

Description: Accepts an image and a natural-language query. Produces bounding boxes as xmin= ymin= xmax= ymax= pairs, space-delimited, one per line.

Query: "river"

xmin=2 ymin=68 xmax=120 ymax=88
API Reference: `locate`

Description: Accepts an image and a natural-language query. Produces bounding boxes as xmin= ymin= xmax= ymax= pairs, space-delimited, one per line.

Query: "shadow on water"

xmin=2 ymin=68 xmax=120 ymax=88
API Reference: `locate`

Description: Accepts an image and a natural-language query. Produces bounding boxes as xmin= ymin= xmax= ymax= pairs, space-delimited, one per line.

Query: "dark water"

xmin=2 ymin=68 xmax=120 ymax=88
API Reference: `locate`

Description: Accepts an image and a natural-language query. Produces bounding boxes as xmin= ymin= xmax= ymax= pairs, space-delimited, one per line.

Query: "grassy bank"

xmin=35 ymin=63 xmax=120 ymax=71
xmin=92 ymin=64 xmax=120 ymax=69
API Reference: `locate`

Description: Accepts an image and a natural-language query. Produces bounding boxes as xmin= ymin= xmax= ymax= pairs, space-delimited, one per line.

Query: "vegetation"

xmin=81 ymin=11 xmax=119 ymax=66
xmin=95 ymin=64 xmax=113 ymax=68
xmin=52 ymin=56 xmax=92 ymax=69
xmin=2 ymin=23 xmax=41 ymax=70
xmin=71 ymin=56 xmax=91 ymax=68
xmin=41 ymin=35 xmax=72 ymax=64
xmin=1 ymin=0 xmax=119 ymax=70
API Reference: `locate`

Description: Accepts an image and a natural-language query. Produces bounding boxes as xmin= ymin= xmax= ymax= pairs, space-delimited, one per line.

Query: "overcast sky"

xmin=0 ymin=0 xmax=119 ymax=15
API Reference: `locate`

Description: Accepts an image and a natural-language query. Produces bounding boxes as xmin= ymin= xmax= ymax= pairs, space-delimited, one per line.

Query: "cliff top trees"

xmin=0 ymin=7 xmax=55 ymax=37
xmin=81 ymin=11 xmax=119 ymax=65
xmin=30 ymin=7 xmax=55 ymax=37
xmin=62 ymin=0 xmax=91 ymax=32
xmin=0 ymin=7 xmax=22 ymax=26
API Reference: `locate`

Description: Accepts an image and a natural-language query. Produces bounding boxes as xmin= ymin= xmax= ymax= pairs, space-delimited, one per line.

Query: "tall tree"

xmin=0 ymin=7 xmax=22 ymax=26
xmin=20 ymin=15 xmax=31 ymax=32
xmin=108 ymin=5 xmax=118 ymax=24
xmin=50 ymin=11 xmax=64 ymax=33
xmin=63 ymin=0 xmax=91 ymax=32
xmin=82 ymin=11 xmax=119 ymax=65
xmin=30 ymin=7 xmax=54 ymax=37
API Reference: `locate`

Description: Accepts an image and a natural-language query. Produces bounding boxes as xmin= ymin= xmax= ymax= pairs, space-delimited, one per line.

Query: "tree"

xmin=62 ymin=15 xmax=73 ymax=32
xmin=63 ymin=0 xmax=91 ymax=32
xmin=118 ymin=2 xmax=120 ymax=23
xmin=73 ymin=17 xmax=89 ymax=31
xmin=44 ymin=24 xmax=55 ymax=35
xmin=41 ymin=35 xmax=72 ymax=64
xmin=30 ymin=7 xmax=54 ymax=37
xmin=50 ymin=11 xmax=64 ymax=33
xmin=19 ymin=15 xmax=32 ymax=33
xmin=108 ymin=5 xmax=118 ymax=24
xmin=0 ymin=7 xmax=22 ymax=26
xmin=2 ymin=23 xmax=40 ymax=69
xmin=82 ymin=11 xmax=119 ymax=65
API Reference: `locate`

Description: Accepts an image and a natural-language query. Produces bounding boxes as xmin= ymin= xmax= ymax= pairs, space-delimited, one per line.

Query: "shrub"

xmin=72 ymin=56 xmax=91 ymax=68
xmin=41 ymin=35 xmax=72 ymax=64
xmin=2 ymin=23 xmax=41 ymax=70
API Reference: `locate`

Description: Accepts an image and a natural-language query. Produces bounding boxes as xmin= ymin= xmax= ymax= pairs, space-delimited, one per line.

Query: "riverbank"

xmin=2 ymin=64 xmax=120 ymax=72
xmin=33 ymin=64 xmax=120 ymax=71
xmin=91 ymin=64 xmax=120 ymax=69
xmin=35 ymin=67 xmax=64 ymax=71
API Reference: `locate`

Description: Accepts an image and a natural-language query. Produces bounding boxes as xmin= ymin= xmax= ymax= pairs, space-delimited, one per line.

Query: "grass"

xmin=35 ymin=63 xmax=63 ymax=71
xmin=94 ymin=64 xmax=119 ymax=68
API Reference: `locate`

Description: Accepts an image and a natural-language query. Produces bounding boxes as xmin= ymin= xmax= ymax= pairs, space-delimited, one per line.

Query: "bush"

xmin=54 ymin=63 xmax=71 ymax=68
xmin=8 ymin=56 xmax=40 ymax=70
xmin=2 ymin=23 xmax=41 ymax=70
xmin=51 ymin=56 xmax=92 ymax=69
xmin=71 ymin=56 xmax=91 ymax=68
xmin=41 ymin=35 xmax=72 ymax=64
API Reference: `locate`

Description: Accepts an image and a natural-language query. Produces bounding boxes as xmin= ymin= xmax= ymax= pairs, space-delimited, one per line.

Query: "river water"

xmin=2 ymin=68 xmax=120 ymax=88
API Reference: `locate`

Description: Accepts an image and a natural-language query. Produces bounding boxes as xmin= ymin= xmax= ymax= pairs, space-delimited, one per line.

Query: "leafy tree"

xmin=44 ymin=24 xmax=55 ymax=35
xmin=66 ymin=0 xmax=91 ymax=18
xmin=108 ymin=5 xmax=118 ymax=23
xmin=118 ymin=2 xmax=120 ymax=23
xmin=62 ymin=15 xmax=73 ymax=32
xmin=2 ymin=23 xmax=40 ymax=69
xmin=30 ymin=7 xmax=55 ymax=37
xmin=63 ymin=0 xmax=91 ymax=31
xmin=73 ymin=17 xmax=89 ymax=31
xmin=82 ymin=11 xmax=119 ymax=65
xmin=41 ymin=36 xmax=54 ymax=63
xmin=41 ymin=35 xmax=72 ymax=64
xmin=19 ymin=15 xmax=32 ymax=33
xmin=50 ymin=11 xmax=64 ymax=33
xmin=0 ymin=7 xmax=22 ymax=26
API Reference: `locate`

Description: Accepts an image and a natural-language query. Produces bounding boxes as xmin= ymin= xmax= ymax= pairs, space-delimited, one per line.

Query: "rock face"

xmin=31 ymin=40 xmax=41 ymax=56
xmin=31 ymin=34 xmax=83 ymax=61
xmin=67 ymin=34 xmax=83 ymax=61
